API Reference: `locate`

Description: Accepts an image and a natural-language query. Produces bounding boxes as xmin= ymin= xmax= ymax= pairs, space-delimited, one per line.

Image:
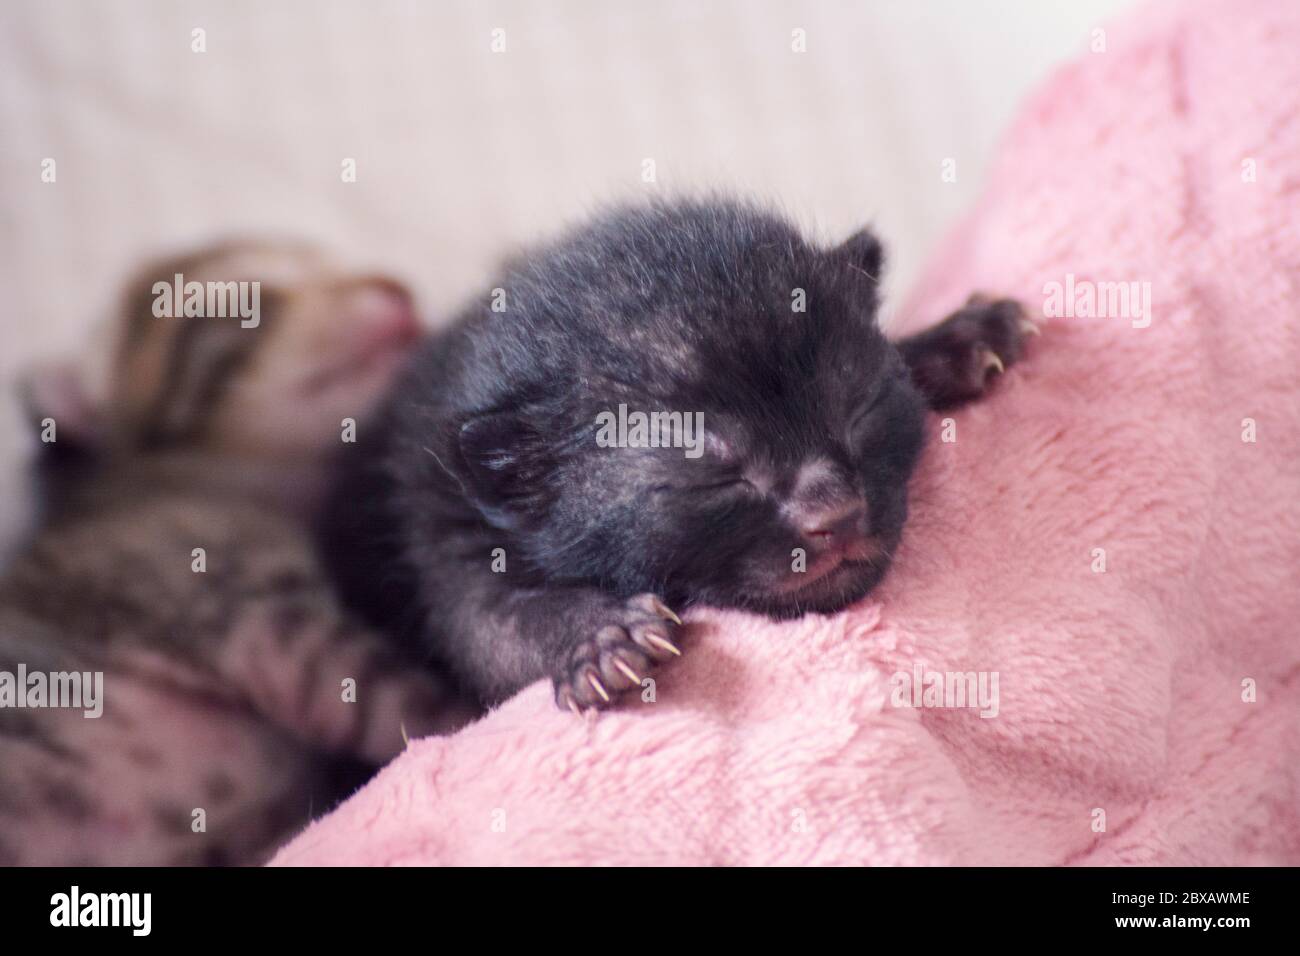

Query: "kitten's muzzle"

xmin=799 ymin=501 xmax=871 ymax=560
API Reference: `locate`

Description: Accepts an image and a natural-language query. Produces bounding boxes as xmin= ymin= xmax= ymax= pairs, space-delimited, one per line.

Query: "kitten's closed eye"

xmin=691 ymin=476 xmax=756 ymax=495
xmin=652 ymin=476 xmax=755 ymax=496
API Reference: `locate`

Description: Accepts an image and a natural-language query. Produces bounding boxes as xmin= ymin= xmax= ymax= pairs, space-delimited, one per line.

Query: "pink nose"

xmin=800 ymin=502 xmax=868 ymax=554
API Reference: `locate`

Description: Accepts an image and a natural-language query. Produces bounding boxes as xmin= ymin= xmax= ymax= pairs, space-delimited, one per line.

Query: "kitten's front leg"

xmin=217 ymin=587 xmax=476 ymax=761
xmin=895 ymin=295 xmax=1037 ymax=410
xmin=435 ymin=576 xmax=685 ymax=713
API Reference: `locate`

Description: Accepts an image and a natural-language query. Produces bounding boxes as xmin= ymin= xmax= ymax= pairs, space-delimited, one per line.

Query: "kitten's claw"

xmin=586 ymin=673 xmax=611 ymax=703
xmin=613 ymin=657 xmax=643 ymax=684
xmin=552 ymin=593 xmax=684 ymax=712
xmin=1018 ymin=319 xmax=1041 ymax=336
xmin=641 ymin=633 xmax=682 ymax=657
xmin=981 ymin=350 xmax=1005 ymax=376
xmin=650 ymin=596 xmax=683 ymax=626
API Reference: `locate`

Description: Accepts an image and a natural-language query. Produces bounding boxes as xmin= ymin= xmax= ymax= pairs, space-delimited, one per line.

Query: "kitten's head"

xmin=24 ymin=240 xmax=420 ymax=465
xmin=453 ymin=200 xmax=927 ymax=617
xmin=114 ymin=240 xmax=421 ymax=459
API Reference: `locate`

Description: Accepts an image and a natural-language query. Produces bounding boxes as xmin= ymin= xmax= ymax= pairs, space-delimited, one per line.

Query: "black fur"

xmin=319 ymin=197 xmax=1027 ymax=710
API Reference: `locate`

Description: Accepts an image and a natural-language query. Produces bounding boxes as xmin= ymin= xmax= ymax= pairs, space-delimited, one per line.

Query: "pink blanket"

xmin=273 ymin=0 xmax=1300 ymax=866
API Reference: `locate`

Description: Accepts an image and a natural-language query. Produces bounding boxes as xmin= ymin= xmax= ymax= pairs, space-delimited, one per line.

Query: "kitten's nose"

xmin=800 ymin=501 xmax=868 ymax=555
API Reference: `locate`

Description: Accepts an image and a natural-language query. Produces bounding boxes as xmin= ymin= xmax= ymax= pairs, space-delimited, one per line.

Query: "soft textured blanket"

xmin=272 ymin=0 xmax=1300 ymax=866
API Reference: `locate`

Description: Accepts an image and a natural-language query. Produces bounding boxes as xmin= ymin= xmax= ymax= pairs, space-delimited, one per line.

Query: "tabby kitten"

xmin=0 ymin=241 xmax=468 ymax=866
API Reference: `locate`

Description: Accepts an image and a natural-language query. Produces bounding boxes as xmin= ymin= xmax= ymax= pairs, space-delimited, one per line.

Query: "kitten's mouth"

xmin=737 ymin=535 xmax=896 ymax=617
xmin=740 ymin=558 xmax=888 ymax=619
xmin=772 ymin=537 xmax=886 ymax=596
xmin=776 ymin=557 xmax=872 ymax=596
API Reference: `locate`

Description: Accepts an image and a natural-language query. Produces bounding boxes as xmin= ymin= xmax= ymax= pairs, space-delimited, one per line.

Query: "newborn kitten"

xmin=320 ymin=198 xmax=1031 ymax=714
xmin=0 ymin=241 xmax=467 ymax=866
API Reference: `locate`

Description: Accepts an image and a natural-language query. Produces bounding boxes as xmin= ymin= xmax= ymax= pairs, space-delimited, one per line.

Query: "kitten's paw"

xmin=554 ymin=593 xmax=683 ymax=713
xmin=938 ymin=294 xmax=1035 ymax=402
xmin=901 ymin=294 xmax=1037 ymax=410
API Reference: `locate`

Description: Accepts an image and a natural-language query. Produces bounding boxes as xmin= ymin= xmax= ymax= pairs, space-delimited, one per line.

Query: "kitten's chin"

xmin=725 ymin=558 xmax=892 ymax=620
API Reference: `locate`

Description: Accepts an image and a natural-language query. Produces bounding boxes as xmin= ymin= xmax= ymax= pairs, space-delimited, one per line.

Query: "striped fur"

xmin=0 ymin=241 xmax=469 ymax=866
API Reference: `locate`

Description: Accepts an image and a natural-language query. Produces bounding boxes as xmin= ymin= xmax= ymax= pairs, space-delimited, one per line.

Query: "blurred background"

xmin=0 ymin=0 xmax=1136 ymax=556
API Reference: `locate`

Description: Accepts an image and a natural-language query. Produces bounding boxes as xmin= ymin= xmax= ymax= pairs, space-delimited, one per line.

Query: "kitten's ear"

xmin=830 ymin=228 xmax=885 ymax=281
xmin=456 ymin=409 xmax=554 ymax=527
xmin=17 ymin=362 xmax=104 ymax=455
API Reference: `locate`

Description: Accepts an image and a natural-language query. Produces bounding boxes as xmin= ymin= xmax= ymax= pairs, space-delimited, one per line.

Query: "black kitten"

xmin=320 ymin=198 xmax=1030 ymax=712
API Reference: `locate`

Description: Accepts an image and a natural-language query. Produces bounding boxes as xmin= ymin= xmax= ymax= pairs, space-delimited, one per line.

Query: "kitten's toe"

xmin=959 ymin=296 xmax=1030 ymax=383
xmin=902 ymin=295 xmax=1034 ymax=410
xmin=554 ymin=639 xmax=641 ymax=712
xmin=625 ymin=593 xmax=684 ymax=658
xmin=980 ymin=349 xmax=1004 ymax=376
xmin=552 ymin=594 xmax=684 ymax=712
